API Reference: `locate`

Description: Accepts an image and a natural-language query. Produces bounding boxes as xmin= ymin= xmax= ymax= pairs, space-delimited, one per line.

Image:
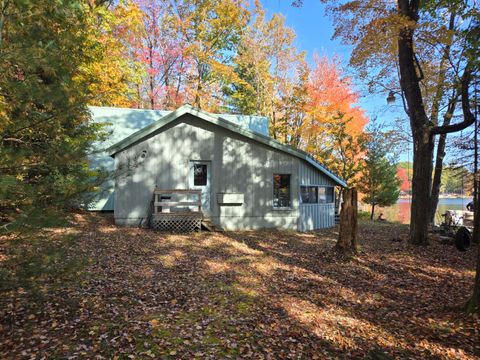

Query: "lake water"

xmin=363 ymin=197 xmax=472 ymax=224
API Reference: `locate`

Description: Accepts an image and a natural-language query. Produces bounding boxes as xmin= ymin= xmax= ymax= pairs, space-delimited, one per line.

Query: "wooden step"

xmin=201 ymin=218 xmax=224 ymax=232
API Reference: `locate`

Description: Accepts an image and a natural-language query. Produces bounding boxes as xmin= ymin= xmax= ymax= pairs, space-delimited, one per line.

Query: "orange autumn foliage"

xmin=397 ymin=167 xmax=410 ymax=192
xmin=306 ymin=54 xmax=368 ymax=137
xmin=302 ymin=54 xmax=368 ymax=184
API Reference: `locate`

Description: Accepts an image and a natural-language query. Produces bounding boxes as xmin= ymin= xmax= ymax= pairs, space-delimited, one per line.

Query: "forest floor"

xmin=0 ymin=213 xmax=479 ymax=359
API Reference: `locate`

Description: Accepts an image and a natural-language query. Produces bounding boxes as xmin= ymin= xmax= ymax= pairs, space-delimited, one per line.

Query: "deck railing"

xmin=151 ymin=189 xmax=202 ymax=232
xmin=153 ymin=189 xmax=202 ymax=214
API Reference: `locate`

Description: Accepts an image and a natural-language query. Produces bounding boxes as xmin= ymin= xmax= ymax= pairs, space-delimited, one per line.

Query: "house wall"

xmin=298 ymin=162 xmax=336 ymax=231
xmin=87 ymin=106 xmax=269 ymax=211
xmin=113 ymin=113 xmax=335 ymax=230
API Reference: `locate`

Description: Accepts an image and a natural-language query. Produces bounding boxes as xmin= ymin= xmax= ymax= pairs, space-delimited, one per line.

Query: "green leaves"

xmin=0 ymin=0 xmax=105 ymax=232
xmin=358 ymin=126 xmax=401 ymax=213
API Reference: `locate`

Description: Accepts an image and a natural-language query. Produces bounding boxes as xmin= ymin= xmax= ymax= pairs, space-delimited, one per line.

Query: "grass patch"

xmin=0 ymin=231 xmax=86 ymax=302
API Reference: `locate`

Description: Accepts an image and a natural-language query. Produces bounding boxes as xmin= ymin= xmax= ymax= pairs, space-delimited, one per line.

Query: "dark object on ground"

xmin=439 ymin=236 xmax=454 ymax=245
xmin=391 ymin=237 xmax=402 ymax=242
xmin=466 ymin=201 xmax=474 ymax=212
xmin=377 ymin=213 xmax=386 ymax=222
xmin=455 ymin=226 xmax=471 ymax=251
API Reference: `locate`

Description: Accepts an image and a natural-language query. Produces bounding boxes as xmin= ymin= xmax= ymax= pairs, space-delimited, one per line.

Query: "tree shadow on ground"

xmin=1 ymin=215 xmax=478 ymax=359
xmin=222 ymin=225 xmax=478 ymax=358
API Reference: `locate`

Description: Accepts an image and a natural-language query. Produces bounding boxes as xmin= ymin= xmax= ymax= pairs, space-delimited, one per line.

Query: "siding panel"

xmin=114 ymin=114 xmax=336 ymax=230
xmin=299 ymin=203 xmax=335 ymax=231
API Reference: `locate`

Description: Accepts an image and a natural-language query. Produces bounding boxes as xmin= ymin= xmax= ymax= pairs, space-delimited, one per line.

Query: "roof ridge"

xmin=88 ymin=105 xmax=268 ymax=119
xmin=105 ymin=105 xmax=346 ymax=187
xmin=88 ymin=105 xmax=171 ymax=112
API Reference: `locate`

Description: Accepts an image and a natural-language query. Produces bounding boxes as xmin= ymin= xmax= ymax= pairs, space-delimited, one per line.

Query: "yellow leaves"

xmin=78 ymin=0 xmax=144 ymax=107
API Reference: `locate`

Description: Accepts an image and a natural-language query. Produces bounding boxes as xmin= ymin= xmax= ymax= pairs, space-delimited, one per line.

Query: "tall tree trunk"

xmin=136 ymin=84 xmax=141 ymax=109
xmin=398 ymin=0 xmax=432 ymax=245
xmin=336 ymin=188 xmax=358 ymax=254
xmin=467 ymin=80 xmax=479 ymax=313
xmin=370 ymin=203 xmax=375 ymax=220
xmin=429 ymin=106 xmax=455 ymax=224
xmin=149 ymin=46 xmax=155 ymax=110
xmin=271 ymin=102 xmax=277 ymax=140
xmin=396 ymin=1 xmax=473 ymax=245
xmin=466 ymin=192 xmax=480 ymax=314
xmin=410 ymin=133 xmax=435 ymax=245
xmin=429 ymin=133 xmax=448 ymax=224
xmin=194 ymin=62 xmax=203 ymax=109
xmin=194 ymin=85 xmax=201 ymax=108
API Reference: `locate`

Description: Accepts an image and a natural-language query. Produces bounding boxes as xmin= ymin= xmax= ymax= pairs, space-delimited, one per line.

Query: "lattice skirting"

xmin=150 ymin=214 xmax=202 ymax=232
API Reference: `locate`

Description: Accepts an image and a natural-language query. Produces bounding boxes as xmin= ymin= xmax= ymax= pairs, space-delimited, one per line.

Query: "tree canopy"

xmin=0 ymin=0 xmax=108 ymax=231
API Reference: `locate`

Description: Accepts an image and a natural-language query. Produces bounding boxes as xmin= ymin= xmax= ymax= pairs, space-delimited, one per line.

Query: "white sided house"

xmin=91 ymin=104 xmax=346 ymax=231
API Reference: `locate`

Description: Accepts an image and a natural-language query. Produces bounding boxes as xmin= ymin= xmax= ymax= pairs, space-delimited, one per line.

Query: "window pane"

xmin=326 ymin=187 xmax=334 ymax=203
xmin=301 ymin=186 xmax=318 ymax=204
xmin=318 ymin=187 xmax=334 ymax=204
xmin=273 ymin=174 xmax=291 ymax=207
xmin=193 ymin=164 xmax=207 ymax=186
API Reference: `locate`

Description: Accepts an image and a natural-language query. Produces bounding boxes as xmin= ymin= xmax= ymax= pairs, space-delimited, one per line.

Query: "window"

xmin=273 ymin=174 xmax=291 ymax=208
xmin=300 ymin=186 xmax=318 ymax=204
xmin=193 ymin=164 xmax=207 ymax=186
xmin=318 ymin=186 xmax=334 ymax=204
xmin=300 ymin=186 xmax=335 ymax=204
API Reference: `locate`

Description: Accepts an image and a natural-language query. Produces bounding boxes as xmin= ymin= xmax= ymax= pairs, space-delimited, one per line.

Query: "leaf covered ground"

xmin=0 ymin=214 xmax=479 ymax=359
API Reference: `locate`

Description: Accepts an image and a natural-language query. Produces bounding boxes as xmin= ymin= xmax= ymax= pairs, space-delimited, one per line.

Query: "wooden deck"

xmin=150 ymin=189 xmax=202 ymax=232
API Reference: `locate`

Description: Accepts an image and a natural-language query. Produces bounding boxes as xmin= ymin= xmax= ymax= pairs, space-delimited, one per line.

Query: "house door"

xmin=189 ymin=161 xmax=211 ymax=214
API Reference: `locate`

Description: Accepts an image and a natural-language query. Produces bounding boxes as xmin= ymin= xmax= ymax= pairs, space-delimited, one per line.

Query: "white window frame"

xmin=273 ymin=173 xmax=292 ymax=210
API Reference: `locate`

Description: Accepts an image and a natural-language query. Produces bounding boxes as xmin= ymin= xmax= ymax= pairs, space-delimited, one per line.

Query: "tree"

xmin=468 ymin=196 xmax=480 ymax=313
xmin=304 ymin=56 xmax=368 ymax=186
xmin=172 ymin=0 xmax=250 ymax=111
xmin=440 ymin=165 xmax=470 ymax=195
xmin=0 ymin=0 xmax=106 ymax=231
xmin=358 ymin=129 xmax=401 ymax=219
xmin=336 ymin=187 xmax=358 ymax=254
xmin=396 ymin=1 xmax=475 ymax=245
xmin=85 ymin=0 xmax=145 ymax=108
xmin=226 ymin=1 xmax=273 ymax=116
xmin=227 ymin=1 xmax=306 ymax=143
xmin=397 ymin=167 xmax=410 ymax=193
xmin=311 ymin=114 xmax=365 ymax=187
xmin=135 ymin=0 xmax=186 ymax=109
xmin=306 ymin=0 xmax=479 ymax=245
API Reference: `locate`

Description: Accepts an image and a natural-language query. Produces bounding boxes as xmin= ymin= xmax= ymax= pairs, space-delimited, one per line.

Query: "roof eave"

xmin=106 ymin=105 xmax=191 ymax=156
xmin=105 ymin=104 xmax=347 ymax=187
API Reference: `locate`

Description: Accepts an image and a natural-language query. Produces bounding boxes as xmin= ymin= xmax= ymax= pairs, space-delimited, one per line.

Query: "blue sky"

xmin=260 ymin=1 xmax=407 ymax=126
xmin=261 ymin=1 xmax=350 ymax=63
xmin=260 ymin=0 xmax=411 ymax=160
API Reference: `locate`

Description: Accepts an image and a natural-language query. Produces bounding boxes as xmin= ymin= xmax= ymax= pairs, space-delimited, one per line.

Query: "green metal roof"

xmin=107 ymin=104 xmax=347 ymax=187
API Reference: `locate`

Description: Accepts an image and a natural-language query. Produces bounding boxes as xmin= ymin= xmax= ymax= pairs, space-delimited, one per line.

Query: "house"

xmin=90 ymin=104 xmax=346 ymax=231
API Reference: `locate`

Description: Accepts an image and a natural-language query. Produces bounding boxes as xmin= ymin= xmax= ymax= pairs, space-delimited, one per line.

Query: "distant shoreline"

xmin=399 ymin=194 xmax=471 ymax=200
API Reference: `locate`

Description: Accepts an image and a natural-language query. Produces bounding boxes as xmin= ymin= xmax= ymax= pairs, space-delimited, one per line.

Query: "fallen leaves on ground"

xmin=0 ymin=214 xmax=478 ymax=359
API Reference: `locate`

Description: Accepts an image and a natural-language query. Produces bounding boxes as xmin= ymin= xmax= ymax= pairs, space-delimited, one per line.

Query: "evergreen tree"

xmin=358 ymin=128 xmax=400 ymax=220
xmin=0 ymin=0 xmax=107 ymax=232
